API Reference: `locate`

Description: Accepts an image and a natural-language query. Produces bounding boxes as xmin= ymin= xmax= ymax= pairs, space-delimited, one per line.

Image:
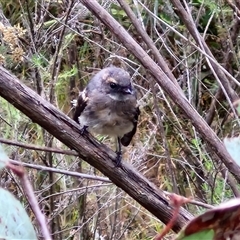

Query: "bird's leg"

xmin=80 ymin=125 xmax=88 ymax=135
xmin=115 ymin=137 xmax=122 ymax=167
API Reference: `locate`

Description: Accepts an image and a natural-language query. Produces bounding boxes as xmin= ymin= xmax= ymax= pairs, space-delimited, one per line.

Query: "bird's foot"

xmin=80 ymin=125 xmax=88 ymax=135
xmin=115 ymin=151 xmax=122 ymax=167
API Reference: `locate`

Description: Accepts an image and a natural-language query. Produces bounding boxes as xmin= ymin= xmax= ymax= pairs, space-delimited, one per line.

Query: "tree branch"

xmin=0 ymin=66 xmax=192 ymax=232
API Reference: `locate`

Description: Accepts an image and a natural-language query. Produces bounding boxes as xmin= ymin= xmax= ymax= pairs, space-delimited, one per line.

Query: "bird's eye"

xmin=110 ymin=82 xmax=117 ymax=89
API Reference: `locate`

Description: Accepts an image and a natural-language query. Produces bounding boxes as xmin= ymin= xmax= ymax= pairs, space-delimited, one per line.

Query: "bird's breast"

xmin=79 ymin=102 xmax=135 ymax=137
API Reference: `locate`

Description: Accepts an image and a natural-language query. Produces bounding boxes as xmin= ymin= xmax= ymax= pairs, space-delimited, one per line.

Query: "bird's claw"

xmin=115 ymin=151 xmax=122 ymax=167
xmin=80 ymin=125 xmax=88 ymax=135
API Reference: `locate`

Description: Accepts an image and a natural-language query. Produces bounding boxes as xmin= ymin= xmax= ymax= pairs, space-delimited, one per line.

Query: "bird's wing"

xmin=73 ymin=90 xmax=88 ymax=124
xmin=120 ymin=107 xmax=140 ymax=146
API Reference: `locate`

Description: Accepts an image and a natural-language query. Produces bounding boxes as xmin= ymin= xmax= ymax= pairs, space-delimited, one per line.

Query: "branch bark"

xmin=0 ymin=66 xmax=192 ymax=232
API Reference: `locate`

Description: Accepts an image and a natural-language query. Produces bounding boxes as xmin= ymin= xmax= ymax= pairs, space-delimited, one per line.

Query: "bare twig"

xmin=9 ymin=159 xmax=111 ymax=182
xmin=7 ymin=163 xmax=52 ymax=240
xmin=164 ymin=191 xmax=213 ymax=209
xmin=0 ymin=138 xmax=78 ymax=156
xmin=155 ymin=194 xmax=191 ymax=240
xmin=49 ymin=0 xmax=75 ymax=104
xmin=170 ymin=0 xmax=237 ymax=105
xmin=117 ymin=0 xmax=181 ymax=91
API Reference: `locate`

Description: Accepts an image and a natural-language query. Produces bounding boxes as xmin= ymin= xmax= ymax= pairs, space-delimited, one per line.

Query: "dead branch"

xmin=0 ymin=66 xmax=192 ymax=232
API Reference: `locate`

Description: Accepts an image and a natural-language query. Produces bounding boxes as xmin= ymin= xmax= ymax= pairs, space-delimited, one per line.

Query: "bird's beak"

xmin=122 ymin=87 xmax=133 ymax=94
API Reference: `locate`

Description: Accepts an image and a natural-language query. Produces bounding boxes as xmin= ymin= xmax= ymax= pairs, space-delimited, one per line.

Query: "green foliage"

xmin=224 ymin=137 xmax=240 ymax=167
xmin=1 ymin=0 xmax=34 ymax=25
xmin=111 ymin=5 xmax=128 ymax=19
xmin=192 ymin=0 xmax=218 ymax=12
xmin=56 ymin=66 xmax=78 ymax=106
xmin=176 ymin=198 xmax=240 ymax=239
xmin=177 ymin=229 xmax=214 ymax=240
xmin=58 ymin=66 xmax=77 ymax=80
xmin=0 ymin=188 xmax=37 ymax=239
xmin=31 ymin=53 xmax=49 ymax=69
xmin=110 ymin=3 xmax=134 ymax=27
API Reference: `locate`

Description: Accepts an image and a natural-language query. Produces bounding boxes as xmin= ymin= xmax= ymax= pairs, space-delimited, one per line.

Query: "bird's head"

xmin=101 ymin=67 xmax=135 ymax=101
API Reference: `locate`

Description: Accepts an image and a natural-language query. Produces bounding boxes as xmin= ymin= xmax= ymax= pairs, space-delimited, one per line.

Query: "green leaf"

xmin=175 ymin=198 xmax=240 ymax=240
xmin=224 ymin=137 xmax=240 ymax=166
xmin=0 ymin=188 xmax=37 ymax=239
xmin=179 ymin=229 xmax=214 ymax=240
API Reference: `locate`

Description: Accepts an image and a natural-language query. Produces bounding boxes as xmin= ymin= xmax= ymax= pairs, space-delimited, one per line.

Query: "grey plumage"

xmin=73 ymin=66 xmax=140 ymax=165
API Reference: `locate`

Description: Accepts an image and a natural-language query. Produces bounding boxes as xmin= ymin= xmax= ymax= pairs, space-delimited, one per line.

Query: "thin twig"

xmin=7 ymin=163 xmax=52 ymax=240
xmin=170 ymin=0 xmax=237 ymax=105
xmin=0 ymin=138 xmax=78 ymax=156
xmin=164 ymin=191 xmax=213 ymax=209
xmin=117 ymin=0 xmax=181 ymax=91
xmin=9 ymin=159 xmax=111 ymax=183
xmin=155 ymin=194 xmax=191 ymax=240
xmin=49 ymin=0 xmax=75 ymax=103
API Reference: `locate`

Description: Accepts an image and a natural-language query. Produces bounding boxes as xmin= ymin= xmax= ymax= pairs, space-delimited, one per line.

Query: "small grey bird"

xmin=73 ymin=66 xmax=140 ymax=166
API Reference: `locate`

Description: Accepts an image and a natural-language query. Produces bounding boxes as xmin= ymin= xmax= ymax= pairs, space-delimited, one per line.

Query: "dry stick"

xmin=186 ymin=199 xmax=213 ymax=209
xmin=48 ymin=3 xmax=75 ymax=235
xmin=136 ymin=0 xmax=240 ymax=89
xmin=7 ymin=163 xmax=51 ymax=240
xmin=38 ymin=183 xmax=112 ymax=203
xmin=9 ymin=161 xmax=211 ymax=209
xmin=202 ymin=6 xmax=240 ymax=197
xmin=170 ymin=0 xmax=240 ymax=196
xmin=5 ymin=107 xmax=90 ymax=239
xmin=9 ymin=159 xmax=111 ymax=183
xmin=181 ymin=2 xmax=238 ymax=125
xmin=0 ymin=138 xmax=78 ymax=156
xmin=171 ymin=0 xmax=237 ymax=104
xmin=206 ymin=18 xmax=240 ymax=125
xmin=155 ymin=194 xmax=192 ymax=240
xmin=205 ymin=89 xmax=224 ymax=125
xmin=150 ymin=80 xmax=179 ymax=194
xmin=0 ymin=115 xmax=12 ymax=127
xmin=117 ymin=0 xmax=181 ymax=91
xmin=79 ymin=0 xmax=240 ymax=180
xmin=220 ymin=167 xmax=240 ymax=197
xmin=49 ymin=0 xmax=75 ymax=104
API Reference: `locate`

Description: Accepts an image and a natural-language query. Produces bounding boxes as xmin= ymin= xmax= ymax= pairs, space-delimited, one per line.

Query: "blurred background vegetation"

xmin=0 ymin=0 xmax=239 ymax=239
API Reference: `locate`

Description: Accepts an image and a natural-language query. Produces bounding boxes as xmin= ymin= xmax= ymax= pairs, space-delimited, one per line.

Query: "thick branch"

xmin=0 ymin=66 xmax=192 ymax=232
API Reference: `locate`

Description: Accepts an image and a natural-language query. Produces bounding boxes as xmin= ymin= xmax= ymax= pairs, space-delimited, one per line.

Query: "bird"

xmin=73 ymin=66 xmax=140 ymax=166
